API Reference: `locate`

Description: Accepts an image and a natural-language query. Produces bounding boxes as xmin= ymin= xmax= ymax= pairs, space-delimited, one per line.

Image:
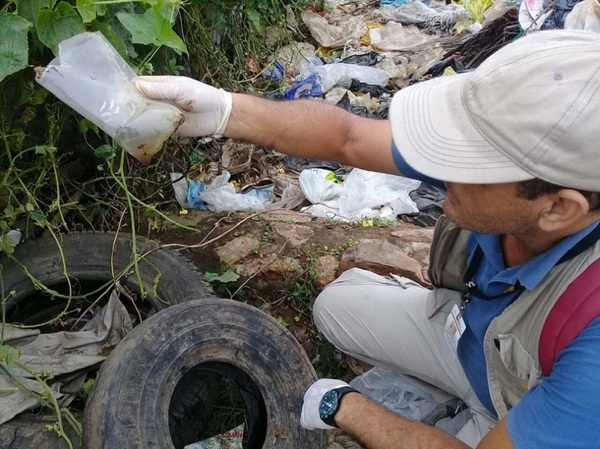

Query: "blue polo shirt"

xmin=392 ymin=142 xmax=600 ymax=448
xmin=459 ymin=226 xmax=600 ymax=415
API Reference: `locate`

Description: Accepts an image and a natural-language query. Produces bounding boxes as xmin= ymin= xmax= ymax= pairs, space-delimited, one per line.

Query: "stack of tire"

xmin=1 ymin=233 xmax=324 ymax=449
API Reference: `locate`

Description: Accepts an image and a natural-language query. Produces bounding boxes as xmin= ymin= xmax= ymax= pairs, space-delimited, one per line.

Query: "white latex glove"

xmin=136 ymin=76 xmax=232 ymax=137
xmin=300 ymin=378 xmax=351 ymax=430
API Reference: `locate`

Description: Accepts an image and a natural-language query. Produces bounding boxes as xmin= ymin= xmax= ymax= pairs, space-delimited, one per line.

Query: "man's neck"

xmin=501 ymin=233 xmax=561 ymax=267
xmin=501 ymin=219 xmax=600 ymax=267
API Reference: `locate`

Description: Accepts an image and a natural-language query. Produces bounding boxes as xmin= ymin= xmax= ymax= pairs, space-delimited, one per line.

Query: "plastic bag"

xmin=350 ymin=367 xmax=468 ymax=432
xmin=184 ymin=424 xmax=243 ymax=449
xmin=337 ymin=169 xmax=420 ymax=216
xmin=301 ymin=10 xmax=366 ymax=48
xmin=369 ymin=21 xmax=439 ymax=52
xmin=350 ymin=368 xmax=438 ymax=422
xmin=284 ymin=74 xmax=324 ymax=99
xmin=300 ymin=56 xmax=389 ymax=92
xmin=35 ymin=32 xmax=184 ymax=164
xmin=518 ymin=0 xmax=552 ymax=30
xmin=193 ymin=171 xmax=273 ymax=212
xmin=299 ymin=168 xmax=343 ymax=204
xmin=372 ymin=3 xmax=470 ymax=29
xmin=267 ymin=42 xmax=316 ymax=82
xmin=298 ymin=168 xmax=420 ymax=221
xmin=564 ymin=0 xmax=600 ymax=31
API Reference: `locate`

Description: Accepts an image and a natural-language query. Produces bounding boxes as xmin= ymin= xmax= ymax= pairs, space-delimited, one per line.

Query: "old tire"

xmin=0 ymin=233 xmax=216 ymax=449
xmin=83 ymin=298 xmax=326 ymax=449
xmin=0 ymin=232 xmax=215 ymax=325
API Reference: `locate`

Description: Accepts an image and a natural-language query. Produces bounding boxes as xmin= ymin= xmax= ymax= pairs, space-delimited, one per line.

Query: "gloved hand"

xmin=136 ymin=76 xmax=232 ymax=137
xmin=300 ymin=378 xmax=351 ymax=430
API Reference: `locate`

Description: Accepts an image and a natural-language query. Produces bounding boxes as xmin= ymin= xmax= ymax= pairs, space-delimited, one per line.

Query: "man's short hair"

xmin=517 ymin=179 xmax=600 ymax=211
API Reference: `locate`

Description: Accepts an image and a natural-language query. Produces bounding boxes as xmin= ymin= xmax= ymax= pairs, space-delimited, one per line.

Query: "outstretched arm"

xmin=137 ymin=76 xmax=399 ymax=175
xmin=227 ymin=93 xmax=398 ymax=175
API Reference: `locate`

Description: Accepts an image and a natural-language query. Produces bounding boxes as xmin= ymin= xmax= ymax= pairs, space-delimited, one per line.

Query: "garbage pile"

xmin=171 ymin=0 xmax=600 ymax=222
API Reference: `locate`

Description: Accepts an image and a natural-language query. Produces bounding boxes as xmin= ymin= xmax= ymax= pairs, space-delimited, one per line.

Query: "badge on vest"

xmin=445 ymin=304 xmax=466 ymax=358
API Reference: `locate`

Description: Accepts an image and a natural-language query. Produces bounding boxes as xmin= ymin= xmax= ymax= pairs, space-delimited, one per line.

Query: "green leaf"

xmin=14 ymin=0 xmax=53 ymax=24
xmin=0 ymin=13 xmax=32 ymax=82
xmin=34 ymin=145 xmax=56 ymax=155
xmin=30 ymin=209 xmax=48 ymax=227
xmin=117 ymin=9 xmax=187 ymax=54
xmin=94 ymin=144 xmax=114 ymax=159
xmin=204 ymin=270 xmax=239 ymax=284
xmin=36 ymin=2 xmax=86 ymax=55
xmin=0 ymin=234 xmax=16 ymax=255
xmin=245 ymin=8 xmax=262 ymax=32
xmin=90 ymin=21 xmax=128 ymax=59
xmin=2 ymin=206 xmax=16 ymax=219
xmin=79 ymin=118 xmax=99 ymax=135
xmin=0 ymin=345 xmax=20 ymax=365
xmin=75 ymin=0 xmax=96 ymax=23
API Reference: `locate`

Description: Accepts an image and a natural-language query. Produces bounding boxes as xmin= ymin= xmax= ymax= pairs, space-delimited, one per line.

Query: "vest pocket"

xmin=496 ymin=333 xmax=542 ymax=391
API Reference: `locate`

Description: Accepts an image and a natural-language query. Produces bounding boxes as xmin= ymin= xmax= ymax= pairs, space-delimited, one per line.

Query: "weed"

xmin=204 ymin=269 xmax=240 ymax=297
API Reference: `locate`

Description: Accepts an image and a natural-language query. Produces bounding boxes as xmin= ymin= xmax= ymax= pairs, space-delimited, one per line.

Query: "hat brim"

xmin=389 ymin=73 xmax=535 ymax=184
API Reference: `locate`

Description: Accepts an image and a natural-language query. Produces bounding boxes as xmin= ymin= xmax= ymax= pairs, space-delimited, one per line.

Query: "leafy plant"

xmin=181 ymin=0 xmax=305 ymax=90
xmin=0 ymin=0 xmax=192 ymax=245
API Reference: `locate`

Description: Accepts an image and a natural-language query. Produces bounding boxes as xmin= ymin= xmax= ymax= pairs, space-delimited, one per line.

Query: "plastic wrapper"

xmin=184 ymin=425 xmax=243 ymax=449
xmin=299 ymin=56 xmax=389 ymax=93
xmin=350 ymin=368 xmax=438 ymax=422
xmin=299 ymin=168 xmax=420 ymax=221
xmin=564 ymin=0 xmax=600 ymax=31
xmin=350 ymin=367 xmax=468 ymax=432
xmin=35 ymin=32 xmax=184 ymax=164
xmin=301 ymin=10 xmax=366 ymax=48
xmin=192 ymin=171 xmax=273 ymax=212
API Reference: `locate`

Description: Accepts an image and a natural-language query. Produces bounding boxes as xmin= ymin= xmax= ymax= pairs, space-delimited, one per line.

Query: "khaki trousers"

xmin=313 ymin=268 xmax=498 ymax=448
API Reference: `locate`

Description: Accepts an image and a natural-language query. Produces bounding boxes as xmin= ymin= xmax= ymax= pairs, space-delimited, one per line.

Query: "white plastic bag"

xmin=369 ymin=21 xmax=438 ymax=52
xmin=299 ymin=56 xmax=389 ymax=92
xmin=299 ymin=168 xmax=420 ymax=221
xmin=564 ymin=0 xmax=600 ymax=32
xmin=301 ymin=10 xmax=366 ymax=48
xmin=195 ymin=171 xmax=272 ymax=212
xmin=337 ymin=169 xmax=420 ymax=217
xmin=299 ymin=169 xmax=344 ymax=204
xmin=518 ymin=0 xmax=552 ymax=30
xmin=350 ymin=368 xmax=438 ymax=422
xmin=36 ymin=32 xmax=184 ymax=164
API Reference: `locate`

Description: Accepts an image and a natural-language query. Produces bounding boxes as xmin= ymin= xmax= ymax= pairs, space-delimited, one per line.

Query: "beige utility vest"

xmin=426 ymin=216 xmax=600 ymax=418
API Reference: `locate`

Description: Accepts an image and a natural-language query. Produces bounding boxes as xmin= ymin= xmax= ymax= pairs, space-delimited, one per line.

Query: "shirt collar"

xmin=471 ymin=221 xmax=600 ymax=290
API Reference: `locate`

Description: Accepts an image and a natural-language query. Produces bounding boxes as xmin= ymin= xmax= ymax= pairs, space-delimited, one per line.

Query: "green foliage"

xmin=0 ymin=344 xmax=20 ymax=365
xmin=1 ymin=0 xmax=188 ymax=83
xmin=0 ymin=0 xmax=188 ymax=243
xmin=0 ymin=12 xmax=31 ymax=82
xmin=117 ymin=9 xmax=186 ymax=53
xmin=79 ymin=378 xmax=95 ymax=399
xmin=205 ymin=269 xmax=240 ymax=284
xmin=204 ymin=269 xmax=241 ymax=297
xmin=182 ymin=0 xmax=305 ymax=89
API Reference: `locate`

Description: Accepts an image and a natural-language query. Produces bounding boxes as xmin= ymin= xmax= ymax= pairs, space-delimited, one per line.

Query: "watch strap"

xmin=320 ymin=385 xmax=359 ymax=428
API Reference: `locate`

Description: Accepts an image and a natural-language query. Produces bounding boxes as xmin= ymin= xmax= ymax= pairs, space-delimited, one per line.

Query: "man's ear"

xmin=538 ymin=189 xmax=590 ymax=232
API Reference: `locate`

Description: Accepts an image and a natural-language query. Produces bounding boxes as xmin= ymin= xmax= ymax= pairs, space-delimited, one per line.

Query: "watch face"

xmin=319 ymin=390 xmax=340 ymax=419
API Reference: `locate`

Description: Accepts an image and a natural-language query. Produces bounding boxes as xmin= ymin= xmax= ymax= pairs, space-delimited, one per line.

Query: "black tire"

xmin=0 ymin=232 xmax=215 ymax=326
xmin=83 ymin=298 xmax=326 ymax=449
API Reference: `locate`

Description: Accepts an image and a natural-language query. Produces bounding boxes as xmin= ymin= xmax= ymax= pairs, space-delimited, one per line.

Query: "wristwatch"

xmin=319 ymin=386 xmax=359 ymax=427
